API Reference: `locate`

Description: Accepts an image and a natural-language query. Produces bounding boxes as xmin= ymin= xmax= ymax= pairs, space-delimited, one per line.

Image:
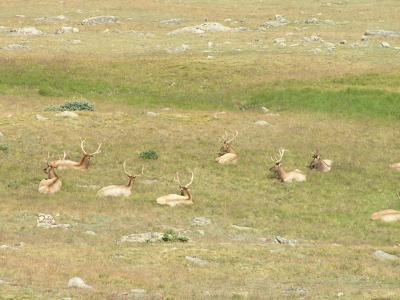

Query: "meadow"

xmin=1 ymin=0 xmax=400 ymax=299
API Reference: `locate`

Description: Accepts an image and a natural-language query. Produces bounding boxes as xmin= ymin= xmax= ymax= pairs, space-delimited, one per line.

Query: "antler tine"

xmin=397 ymin=192 xmax=400 ymax=201
xmin=174 ymin=172 xmax=182 ymax=187
xmin=185 ymin=171 xmax=194 ymax=187
xmin=90 ymin=143 xmax=102 ymax=156
xmin=123 ymin=161 xmax=133 ymax=177
xmin=80 ymin=138 xmax=88 ymax=155
xmin=134 ymin=166 xmax=144 ymax=177
xmin=226 ymin=130 xmax=239 ymax=144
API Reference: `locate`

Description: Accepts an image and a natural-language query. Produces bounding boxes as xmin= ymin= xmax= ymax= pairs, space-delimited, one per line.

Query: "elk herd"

xmin=38 ymin=133 xmax=400 ymax=221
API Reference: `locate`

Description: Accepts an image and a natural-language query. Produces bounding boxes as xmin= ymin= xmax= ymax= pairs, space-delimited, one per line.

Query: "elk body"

xmin=97 ymin=162 xmax=143 ymax=197
xmin=38 ymin=158 xmax=62 ymax=194
xmin=269 ymin=148 xmax=306 ymax=183
xmin=389 ymin=163 xmax=400 ymax=171
xmin=371 ymin=193 xmax=400 ymax=223
xmin=156 ymin=171 xmax=194 ymax=207
xmin=52 ymin=139 xmax=101 ymax=171
xmin=309 ymin=150 xmax=333 ymax=173
xmin=215 ymin=130 xmax=239 ymax=165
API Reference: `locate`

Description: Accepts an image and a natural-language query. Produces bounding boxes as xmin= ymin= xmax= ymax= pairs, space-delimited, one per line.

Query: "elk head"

xmin=309 ymin=149 xmax=321 ymax=169
xmin=269 ymin=148 xmax=286 ymax=173
xmin=219 ymin=130 xmax=238 ymax=156
xmin=43 ymin=152 xmax=58 ymax=179
xmin=123 ymin=161 xmax=144 ymax=187
xmin=174 ymin=170 xmax=194 ymax=199
xmin=78 ymin=138 xmax=102 ymax=168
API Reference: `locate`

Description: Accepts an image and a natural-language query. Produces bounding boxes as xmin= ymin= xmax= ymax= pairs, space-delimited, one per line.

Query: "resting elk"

xmin=215 ymin=130 xmax=239 ymax=165
xmin=309 ymin=149 xmax=333 ymax=172
xmin=52 ymin=138 xmax=102 ymax=171
xmin=371 ymin=193 xmax=400 ymax=223
xmin=97 ymin=161 xmax=144 ymax=197
xmin=156 ymin=171 xmax=194 ymax=207
xmin=38 ymin=154 xmax=62 ymax=194
xmin=269 ymin=148 xmax=306 ymax=183
xmin=389 ymin=162 xmax=400 ymax=171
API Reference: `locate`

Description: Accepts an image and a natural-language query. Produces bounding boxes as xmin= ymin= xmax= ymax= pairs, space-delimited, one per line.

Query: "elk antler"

xmin=123 ymin=161 xmax=144 ymax=178
xmin=174 ymin=171 xmax=194 ymax=188
xmin=80 ymin=138 xmax=102 ymax=156
xmin=270 ymin=148 xmax=286 ymax=163
xmin=226 ymin=130 xmax=239 ymax=144
xmin=174 ymin=172 xmax=182 ymax=187
xmin=185 ymin=171 xmax=194 ymax=188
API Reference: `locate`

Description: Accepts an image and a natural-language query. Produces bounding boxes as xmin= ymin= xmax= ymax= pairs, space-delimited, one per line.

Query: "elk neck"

xmin=78 ymin=154 xmax=91 ymax=168
xmin=276 ymin=165 xmax=287 ymax=181
xmin=181 ymin=187 xmax=192 ymax=201
xmin=127 ymin=176 xmax=136 ymax=188
xmin=48 ymin=167 xmax=58 ymax=179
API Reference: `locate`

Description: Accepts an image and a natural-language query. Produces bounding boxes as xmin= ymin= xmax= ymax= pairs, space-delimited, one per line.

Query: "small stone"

xmin=35 ymin=114 xmax=48 ymax=121
xmin=119 ymin=232 xmax=164 ymax=243
xmin=146 ymin=111 xmax=159 ymax=117
xmin=262 ymin=15 xmax=289 ymax=28
xmin=85 ymin=231 xmax=96 ymax=236
xmin=261 ymin=107 xmax=269 ymax=113
xmin=337 ymin=292 xmax=344 ymax=297
xmin=309 ymin=48 xmax=322 ymax=54
xmin=381 ymin=41 xmax=391 ymax=48
xmin=10 ymin=27 xmax=43 ymax=36
xmin=81 ymin=16 xmax=118 ymax=25
xmin=275 ymin=235 xmax=298 ymax=246
xmin=255 ymin=120 xmax=271 ymax=126
xmin=68 ymin=277 xmax=93 ymax=289
xmin=374 ymin=250 xmax=399 ymax=261
xmin=365 ymin=29 xmax=400 ymax=38
xmin=55 ymin=111 xmax=79 ymax=118
xmin=36 ymin=15 xmax=67 ymax=23
xmin=70 ymin=40 xmax=82 ymax=45
xmin=231 ymin=225 xmax=254 ymax=231
xmin=0 ymin=132 xmax=4 ymax=142
xmin=55 ymin=27 xmax=79 ymax=34
xmin=160 ymin=18 xmax=184 ymax=25
xmin=2 ymin=44 xmax=28 ymax=51
xmin=192 ymin=217 xmax=211 ymax=226
xmin=305 ymin=17 xmax=319 ymax=24
xmin=185 ymin=256 xmax=208 ymax=266
xmin=15 ymin=15 xmax=26 ymax=18
xmin=166 ymin=44 xmax=190 ymax=54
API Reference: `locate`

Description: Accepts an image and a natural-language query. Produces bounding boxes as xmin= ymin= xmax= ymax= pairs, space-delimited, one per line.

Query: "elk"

xmin=156 ymin=171 xmax=194 ymax=207
xmin=215 ymin=130 xmax=239 ymax=165
xmin=389 ymin=162 xmax=400 ymax=171
xmin=52 ymin=138 xmax=102 ymax=171
xmin=371 ymin=193 xmax=400 ymax=223
xmin=309 ymin=149 xmax=333 ymax=172
xmin=38 ymin=154 xmax=62 ymax=194
xmin=269 ymin=148 xmax=306 ymax=183
xmin=97 ymin=161 xmax=144 ymax=197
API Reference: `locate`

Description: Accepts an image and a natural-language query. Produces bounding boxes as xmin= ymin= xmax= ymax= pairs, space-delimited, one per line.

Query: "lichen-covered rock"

xmin=81 ymin=16 xmax=118 ymax=25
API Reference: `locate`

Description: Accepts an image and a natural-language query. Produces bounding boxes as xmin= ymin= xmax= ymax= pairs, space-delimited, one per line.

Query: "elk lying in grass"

xmin=97 ymin=161 xmax=144 ymax=197
xmin=309 ymin=149 xmax=333 ymax=172
xmin=371 ymin=193 xmax=400 ymax=223
xmin=269 ymin=148 xmax=306 ymax=183
xmin=215 ymin=130 xmax=239 ymax=165
xmin=52 ymin=138 xmax=101 ymax=171
xmin=156 ymin=171 xmax=194 ymax=207
xmin=389 ymin=162 xmax=400 ymax=171
xmin=38 ymin=154 xmax=62 ymax=194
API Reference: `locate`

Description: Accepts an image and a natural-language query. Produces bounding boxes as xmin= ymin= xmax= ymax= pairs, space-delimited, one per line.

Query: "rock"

xmin=10 ymin=27 xmax=43 ymax=36
xmin=273 ymin=37 xmax=286 ymax=47
xmin=192 ymin=217 xmax=211 ymax=226
xmin=68 ymin=277 xmax=93 ymax=289
xmin=231 ymin=225 xmax=254 ymax=231
xmin=365 ymin=30 xmax=400 ymax=38
xmin=284 ymin=287 xmax=308 ymax=296
xmin=0 ymin=26 xmax=10 ymax=33
xmin=0 ymin=279 xmax=6 ymax=285
xmin=262 ymin=15 xmax=289 ymax=28
xmin=207 ymin=41 xmax=214 ymax=48
xmin=15 ymin=15 xmax=26 ymax=18
xmin=55 ymin=111 xmax=79 ymax=118
xmin=232 ymin=291 xmax=249 ymax=298
xmin=309 ymin=48 xmax=322 ymax=54
xmin=0 ymin=242 xmax=24 ymax=251
xmin=81 ymin=16 xmax=118 ymax=25
xmin=85 ymin=231 xmax=97 ymax=236
xmin=255 ymin=120 xmax=271 ymax=126
xmin=167 ymin=22 xmax=234 ymax=36
xmin=381 ymin=41 xmax=391 ymax=48
xmin=0 ymin=132 xmax=4 ymax=142
xmin=339 ymin=40 xmax=347 ymax=45
xmin=261 ymin=107 xmax=269 ymax=113
xmin=337 ymin=292 xmax=344 ymax=297
xmin=55 ymin=27 xmax=79 ymax=34
xmin=2 ymin=44 xmax=28 ymax=51
xmin=274 ymin=235 xmax=298 ymax=246
xmin=119 ymin=232 xmax=164 ymax=243
xmin=166 ymin=44 xmax=190 ymax=54
xmin=35 ymin=114 xmax=48 ymax=121
xmin=185 ymin=256 xmax=208 ymax=266
xmin=160 ymin=18 xmax=184 ymax=25
xmin=373 ymin=250 xmax=399 ymax=261
xmin=70 ymin=39 xmax=82 ymax=45
xmin=37 ymin=213 xmax=71 ymax=229
xmin=305 ymin=17 xmax=319 ymax=24
xmin=146 ymin=111 xmax=159 ymax=117
xmin=36 ymin=15 xmax=68 ymax=23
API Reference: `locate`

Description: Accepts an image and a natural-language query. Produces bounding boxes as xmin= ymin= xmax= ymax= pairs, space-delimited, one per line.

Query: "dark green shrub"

xmin=45 ymin=99 xmax=95 ymax=111
xmin=162 ymin=230 xmax=189 ymax=242
xmin=139 ymin=150 xmax=159 ymax=160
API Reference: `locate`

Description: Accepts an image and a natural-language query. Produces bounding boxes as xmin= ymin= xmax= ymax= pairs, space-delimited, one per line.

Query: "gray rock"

xmin=35 ymin=114 xmax=48 ymax=121
xmin=55 ymin=27 xmax=79 ymax=34
xmin=185 ymin=256 xmax=208 ymax=266
xmin=85 ymin=231 xmax=97 ymax=236
xmin=68 ymin=277 xmax=93 ymax=289
xmin=10 ymin=27 xmax=43 ymax=36
xmin=37 ymin=213 xmax=71 ymax=229
xmin=192 ymin=217 xmax=211 ymax=226
xmin=262 ymin=15 xmax=289 ymax=28
xmin=365 ymin=30 xmax=400 ymax=38
xmin=146 ymin=111 xmax=159 ymax=117
xmin=81 ymin=16 xmax=118 ymax=25
xmin=255 ymin=120 xmax=271 ymax=126
xmin=160 ymin=18 xmax=184 ymax=25
xmin=284 ymin=287 xmax=308 ymax=296
xmin=0 ymin=132 xmax=4 ymax=142
xmin=167 ymin=22 xmax=234 ymax=36
xmin=70 ymin=39 xmax=82 ymax=45
xmin=305 ymin=17 xmax=319 ymax=24
xmin=309 ymin=48 xmax=322 ymax=54
xmin=166 ymin=44 xmax=190 ymax=54
xmin=0 ymin=26 xmax=10 ymax=33
xmin=119 ymin=232 xmax=164 ymax=243
xmin=36 ymin=15 xmax=68 ymax=23
xmin=381 ymin=41 xmax=391 ymax=48
xmin=374 ymin=250 xmax=399 ymax=261
xmin=231 ymin=225 xmax=254 ymax=231
xmin=2 ymin=44 xmax=28 ymax=51
xmin=274 ymin=235 xmax=298 ymax=246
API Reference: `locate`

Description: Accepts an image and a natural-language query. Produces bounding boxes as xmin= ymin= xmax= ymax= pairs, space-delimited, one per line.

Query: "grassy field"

xmin=1 ymin=0 xmax=400 ymax=299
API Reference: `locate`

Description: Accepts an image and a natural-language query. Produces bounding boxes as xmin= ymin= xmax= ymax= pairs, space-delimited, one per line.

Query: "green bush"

xmin=45 ymin=99 xmax=95 ymax=112
xmin=0 ymin=144 xmax=9 ymax=152
xmin=139 ymin=150 xmax=159 ymax=160
xmin=162 ymin=230 xmax=189 ymax=243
